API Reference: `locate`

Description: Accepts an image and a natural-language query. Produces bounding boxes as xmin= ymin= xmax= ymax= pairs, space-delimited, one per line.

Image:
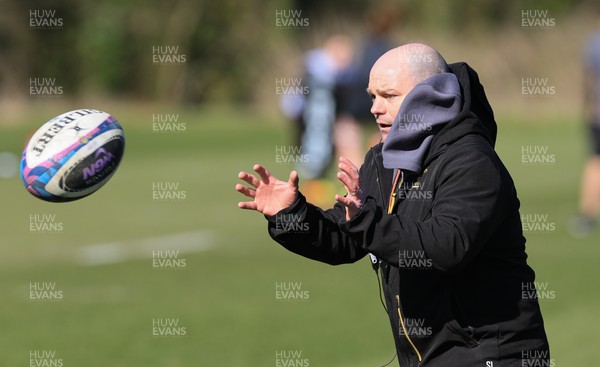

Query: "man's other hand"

xmin=335 ymin=157 xmax=363 ymax=221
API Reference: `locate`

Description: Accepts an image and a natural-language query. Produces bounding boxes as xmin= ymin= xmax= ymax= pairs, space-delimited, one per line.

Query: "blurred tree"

xmin=0 ymin=0 xmax=597 ymax=104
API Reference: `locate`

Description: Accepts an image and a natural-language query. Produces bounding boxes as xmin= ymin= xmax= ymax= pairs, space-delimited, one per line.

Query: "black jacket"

xmin=266 ymin=63 xmax=549 ymax=366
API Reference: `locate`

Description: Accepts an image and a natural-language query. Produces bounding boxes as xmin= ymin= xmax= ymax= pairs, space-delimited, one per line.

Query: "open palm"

xmin=236 ymin=164 xmax=299 ymax=216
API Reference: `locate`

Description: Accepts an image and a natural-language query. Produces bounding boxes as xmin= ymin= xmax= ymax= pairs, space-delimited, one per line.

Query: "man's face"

xmin=367 ymin=58 xmax=415 ymax=142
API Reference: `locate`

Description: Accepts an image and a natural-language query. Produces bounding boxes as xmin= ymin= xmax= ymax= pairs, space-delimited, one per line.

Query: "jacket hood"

xmin=382 ymin=72 xmax=462 ymax=173
xmin=424 ymin=62 xmax=497 ymax=167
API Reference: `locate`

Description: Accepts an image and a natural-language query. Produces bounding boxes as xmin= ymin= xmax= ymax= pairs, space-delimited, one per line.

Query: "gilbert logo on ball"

xmin=20 ymin=109 xmax=125 ymax=202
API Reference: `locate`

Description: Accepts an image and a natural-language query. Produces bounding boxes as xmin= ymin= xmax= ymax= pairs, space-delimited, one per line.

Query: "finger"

xmin=335 ymin=194 xmax=356 ymax=208
xmin=335 ymin=194 xmax=348 ymax=206
xmin=288 ymin=170 xmax=299 ymax=188
xmin=336 ymin=172 xmax=355 ymax=195
xmin=238 ymin=201 xmax=258 ymax=211
xmin=338 ymin=164 xmax=358 ymax=186
xmin=235 ymin=184 xmax=256 ymax=198
xmin=338 ymin=158 xmax=359 ymax=182
xmin=339 ymin=156 xmax=358 ymax=169
xmin=238 ymin=171 xmax=260 ymax=188
xmin=253 ymin=164 xmax=271 ymax=184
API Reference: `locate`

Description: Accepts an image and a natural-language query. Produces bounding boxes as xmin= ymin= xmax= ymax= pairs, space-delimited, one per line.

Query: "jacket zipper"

xmin=396 ymin=295 xmax=423 ymax=363
xmin=372 ymin=149 xmax=387 ymax=205
xmin=371 ymin=148 xmax=424 ymax=363
xmin=385 ymin=166 xmax=423 ymax=363
xmin=387 ymin=170 xmax=403 ymax=215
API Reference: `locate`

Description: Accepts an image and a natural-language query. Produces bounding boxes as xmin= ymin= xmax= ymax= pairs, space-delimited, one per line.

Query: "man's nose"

xmin=370 ymin=96 xmax=385 ymax=116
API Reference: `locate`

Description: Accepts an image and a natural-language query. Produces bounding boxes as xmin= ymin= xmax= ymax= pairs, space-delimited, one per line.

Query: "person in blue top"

xmin=571 ymin=17 xmax=600 ymax=237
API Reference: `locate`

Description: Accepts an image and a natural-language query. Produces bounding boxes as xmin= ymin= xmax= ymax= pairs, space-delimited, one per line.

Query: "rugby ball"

xmin=20 ymin=109 xmax=125 ymax=202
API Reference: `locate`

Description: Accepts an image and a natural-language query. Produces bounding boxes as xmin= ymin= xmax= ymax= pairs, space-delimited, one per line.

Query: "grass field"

xmin=0 ymin=104 xmax=598 ymax=366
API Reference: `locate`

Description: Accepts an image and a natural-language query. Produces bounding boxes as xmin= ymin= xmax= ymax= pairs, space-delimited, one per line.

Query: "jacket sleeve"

xmin=340 ymin=142 xmax=513 ymax=273
xmin=266 ymin=193 xmax=369 ymax=265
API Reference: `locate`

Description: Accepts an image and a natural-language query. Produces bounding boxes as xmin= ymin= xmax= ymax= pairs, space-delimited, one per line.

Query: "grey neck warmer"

xmin=382 ymin=72 xmax=462 ymax=173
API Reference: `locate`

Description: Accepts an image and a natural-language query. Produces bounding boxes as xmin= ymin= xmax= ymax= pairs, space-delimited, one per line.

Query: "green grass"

xmin=0 ymin=106 xmax=597 ymax=366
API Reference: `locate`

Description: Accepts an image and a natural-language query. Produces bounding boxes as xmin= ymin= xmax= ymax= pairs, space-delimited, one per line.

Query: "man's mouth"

xmin=375 ymin=116 xmax=392 ymax=128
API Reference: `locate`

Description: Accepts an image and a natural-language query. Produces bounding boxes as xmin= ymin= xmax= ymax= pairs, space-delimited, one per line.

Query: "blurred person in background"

xmin=571 ymin=15 xmax=600 ymax=237
xmin=335 ymin=10 xmax=396 ymax=167
xmin=279 ymin=35 xmax=353 ymax=206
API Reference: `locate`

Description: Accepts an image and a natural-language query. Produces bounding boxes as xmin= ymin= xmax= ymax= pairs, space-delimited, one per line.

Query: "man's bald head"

xmin=367 ymin=43 xmax=450 ymax=141
xmin=401 ymin=43 xmax=449 ymax=84
xmin=373 ymin=43 xmax=449 ymax=88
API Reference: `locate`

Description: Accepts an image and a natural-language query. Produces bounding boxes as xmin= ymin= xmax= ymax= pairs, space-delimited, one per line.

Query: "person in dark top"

xmin=334 ymin=10 xmax=395 ymax=166
xmin=236 ymin=43 xmax=549 ymax=366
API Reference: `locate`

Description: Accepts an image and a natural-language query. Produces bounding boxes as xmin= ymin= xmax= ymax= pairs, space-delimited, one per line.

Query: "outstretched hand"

xmin=335 ymin=157 xmax=363 ymax=221
xmin=236 ymin=164 xmax=299 ymax=216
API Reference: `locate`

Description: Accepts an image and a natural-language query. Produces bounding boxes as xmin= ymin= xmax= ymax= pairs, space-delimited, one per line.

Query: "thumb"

xmin=288 ymin=170 xmax=299 ymax=189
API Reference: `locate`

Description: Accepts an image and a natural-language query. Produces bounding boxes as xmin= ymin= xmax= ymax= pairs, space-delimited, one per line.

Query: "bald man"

xmin=236 ymin=43 xmax=549 ymax=366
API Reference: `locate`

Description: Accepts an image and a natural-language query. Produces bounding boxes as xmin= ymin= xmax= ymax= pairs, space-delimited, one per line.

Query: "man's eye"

xmin=369 ymin=94 xmax=375 ymax=101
